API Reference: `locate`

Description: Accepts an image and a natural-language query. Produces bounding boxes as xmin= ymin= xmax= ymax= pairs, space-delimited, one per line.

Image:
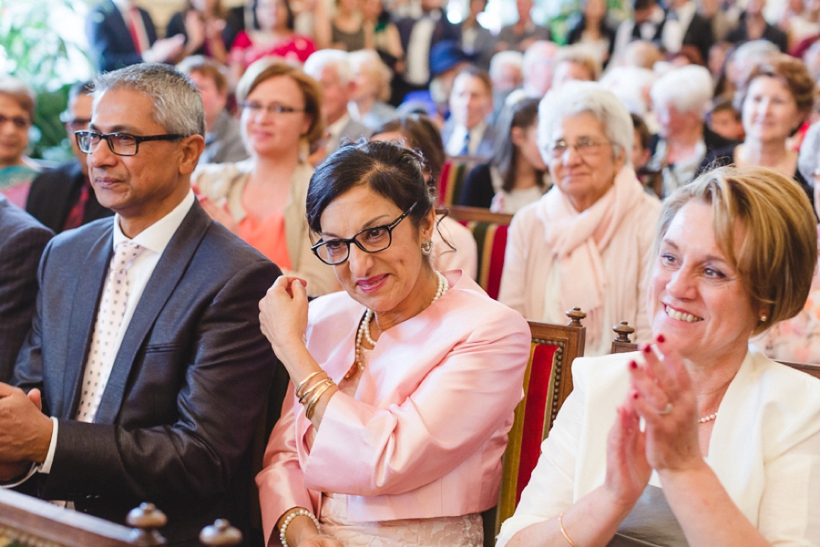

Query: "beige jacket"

xmin=192 ymin=159 xmax=340 ymax=296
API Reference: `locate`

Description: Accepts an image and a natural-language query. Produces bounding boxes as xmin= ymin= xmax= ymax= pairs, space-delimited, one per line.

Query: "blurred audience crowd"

xmin=2 ymin=0 xmax=820 ymax=543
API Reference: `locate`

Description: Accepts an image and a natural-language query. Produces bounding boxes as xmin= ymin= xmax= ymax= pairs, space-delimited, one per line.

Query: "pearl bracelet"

xmin=279 ymin=507 xmax=321 ymax=547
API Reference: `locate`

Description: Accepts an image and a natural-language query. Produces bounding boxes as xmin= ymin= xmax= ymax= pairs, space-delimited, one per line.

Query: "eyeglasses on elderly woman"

xmin=311 ymin=201 xmax=418 ymax=265
xmin=548 ymin=137 xmax=612 ymax=158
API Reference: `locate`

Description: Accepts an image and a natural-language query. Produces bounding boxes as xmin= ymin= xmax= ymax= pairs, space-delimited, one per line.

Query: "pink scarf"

xmin=541 ymin=166 xmax=646 ymax=346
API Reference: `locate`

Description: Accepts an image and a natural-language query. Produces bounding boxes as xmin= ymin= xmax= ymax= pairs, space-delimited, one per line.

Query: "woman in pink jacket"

xmin=257 ymin=141 xmax=531 ymax=547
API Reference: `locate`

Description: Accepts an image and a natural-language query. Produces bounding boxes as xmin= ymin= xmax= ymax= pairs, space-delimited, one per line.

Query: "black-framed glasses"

xmin=549 ymin=137 xmax=612 ymax=159
xmin=240 ymin=101 xmax=305 ymax=116
xmin=311 ymin=202 xmax=417 ymax=265
xmin=74 ymin=130 xmax=184 ymax=156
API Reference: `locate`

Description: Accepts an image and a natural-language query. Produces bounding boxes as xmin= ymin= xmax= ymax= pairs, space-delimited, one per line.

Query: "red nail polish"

xmin=630 ymin=360 xmax=638 ymax=369
xmin=643 ymin=345 xmax=652 ymax=353
xmin=657 ymin=334 xmax=665 ymax=343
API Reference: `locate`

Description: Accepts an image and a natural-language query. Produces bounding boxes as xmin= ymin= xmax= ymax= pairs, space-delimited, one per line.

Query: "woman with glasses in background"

xmin=499 ymin=82 xmax=661 ymax=356
xmin=0 ymin=76 xmax=40 ymax=208
xmin=193 ymin=58 xmax=339 ymax=296
xmin=255 ymin=140 xmax=531 ymax=547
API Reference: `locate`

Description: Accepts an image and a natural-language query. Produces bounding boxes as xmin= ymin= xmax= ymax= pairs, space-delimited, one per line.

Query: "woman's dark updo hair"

xmin=306 ymin=140 xmax=435 ymax=234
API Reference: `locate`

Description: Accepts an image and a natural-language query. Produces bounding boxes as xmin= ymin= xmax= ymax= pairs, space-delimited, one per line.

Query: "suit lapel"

xmin=94 ymin=202 xmax=211 ymax=423
xmin=62 ymin=225 xmax=113 ymax=419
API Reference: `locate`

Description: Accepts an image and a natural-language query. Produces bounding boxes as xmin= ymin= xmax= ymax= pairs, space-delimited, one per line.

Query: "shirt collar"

xmin=113 ymin=190 xmax=196 ymax=254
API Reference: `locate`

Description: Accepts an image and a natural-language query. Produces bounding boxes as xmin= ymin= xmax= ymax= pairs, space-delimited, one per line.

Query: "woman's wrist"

xmin=277 ymin=509 xmax=321 ymax=547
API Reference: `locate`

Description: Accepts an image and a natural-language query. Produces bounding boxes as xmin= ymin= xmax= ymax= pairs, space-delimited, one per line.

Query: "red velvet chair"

xmin=489 ymin=309 xmax=587 ymax=542
xmin=446 ymin=206 xmax=513 ymax=300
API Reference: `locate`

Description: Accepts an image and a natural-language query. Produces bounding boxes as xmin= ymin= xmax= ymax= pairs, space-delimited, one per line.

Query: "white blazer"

xmin=497 ymin=345 xmax=820 ymax=546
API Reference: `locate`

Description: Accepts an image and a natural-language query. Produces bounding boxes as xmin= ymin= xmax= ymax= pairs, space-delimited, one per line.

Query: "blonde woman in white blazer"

xmin=498 ymin=166 xmax=820 ymax=547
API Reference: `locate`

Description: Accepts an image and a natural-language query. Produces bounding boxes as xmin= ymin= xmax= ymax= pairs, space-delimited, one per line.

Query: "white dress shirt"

xmin=445 ymin=121 xmax=488 ymax=157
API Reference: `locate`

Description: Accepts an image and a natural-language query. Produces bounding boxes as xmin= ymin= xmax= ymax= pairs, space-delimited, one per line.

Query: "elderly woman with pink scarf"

xmin=499 ymin=82 xmax=661 ymax=355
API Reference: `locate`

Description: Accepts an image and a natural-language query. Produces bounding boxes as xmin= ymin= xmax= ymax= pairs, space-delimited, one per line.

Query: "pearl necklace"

xmin=348 ymin=271 xmax=448 ymax=380
xmin=698 ymin=412 xmax=718 ymax=424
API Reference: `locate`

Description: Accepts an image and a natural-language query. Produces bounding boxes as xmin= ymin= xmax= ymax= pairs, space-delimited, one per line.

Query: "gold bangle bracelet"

xmin=298 ymin=376 xmax=331 ymax=405
xmin=305 ymin=381 xmax=335 ymax=420
xmin=558 ymin=512 xmax=579 ymax=547
xmin=295 ymin=371 xmax=324 ymax=398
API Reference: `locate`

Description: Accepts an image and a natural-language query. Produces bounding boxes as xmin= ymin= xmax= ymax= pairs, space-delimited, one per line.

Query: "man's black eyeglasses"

xmin=311 ymin=202 xmax=417 ymax=265
xmin=74 ymin=130 xmax=184 ymax=156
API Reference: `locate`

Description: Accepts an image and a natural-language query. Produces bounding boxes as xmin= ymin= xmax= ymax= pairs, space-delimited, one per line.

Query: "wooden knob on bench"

xmin=127 ymin=503 xmax=167 ymax=545
xmin=612 ymin=321 xmax=635 ymax=343
xmin=565 ymin=307 xmax=586 ymax=327
xmin=200 ymin=519 xmax=243 ymax=546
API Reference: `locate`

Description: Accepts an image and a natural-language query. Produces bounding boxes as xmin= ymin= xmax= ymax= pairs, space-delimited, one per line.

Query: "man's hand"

xmin=0 ymin=384 xmax=52 ymax=464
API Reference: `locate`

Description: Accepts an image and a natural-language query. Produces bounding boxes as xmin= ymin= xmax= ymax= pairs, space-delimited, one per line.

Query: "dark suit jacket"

xmin=0 ymin=195 xmax=52 ymax=383
xmin=26 ymin=161 xmax=113 ymax=234
xmin=727 ymin=18 xmax=789 ymax=53
xmin=86 ymin=0 xmax=158 ymax=72
xmin=13 ymin=200 xmax=283 ymax=545
xmin=680 ymin=12 xmax=714 ymax=65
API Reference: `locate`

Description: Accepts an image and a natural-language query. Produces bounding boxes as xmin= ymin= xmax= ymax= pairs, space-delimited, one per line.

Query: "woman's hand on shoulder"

xmin=604 ymin=392 xmax=651 ymax=510
xmin=259 ymin=275 xmax=310 ymax=360
xmin=628 ymin=339 xmax=703 ymax=472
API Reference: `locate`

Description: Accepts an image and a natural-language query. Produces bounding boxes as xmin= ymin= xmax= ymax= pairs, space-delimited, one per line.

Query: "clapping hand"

xmin=628 ymin=337 xmax=702 ymax=472
xmin=604 ymin=390 xmax=651 ymax=509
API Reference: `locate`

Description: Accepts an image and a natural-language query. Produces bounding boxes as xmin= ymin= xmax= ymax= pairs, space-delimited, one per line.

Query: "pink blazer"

xmin=256 ymin=271 xmax=531 ymax=543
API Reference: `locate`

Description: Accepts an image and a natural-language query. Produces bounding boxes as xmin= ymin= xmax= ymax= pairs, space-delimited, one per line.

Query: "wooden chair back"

xmin=779 ymin=360 xmax=820 ymax=379
xmin=610 ymin=321 xmax=638 ymax=354
xmin=447 ymin=205 xmax=513 ymax=300
xmin=608 ymin=320 xmax=820 ymax=380
xmin=487 ymin=309 xmax=586 ymax=544
xmin=438 ymin=156 xmax=483 ymax=206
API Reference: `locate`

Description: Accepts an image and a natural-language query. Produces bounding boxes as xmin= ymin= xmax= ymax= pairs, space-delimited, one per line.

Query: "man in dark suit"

xmin=26 ymin=82 xmax=114 ymax=233
xmin=0 ymin=196 xmax=52 ymax=383
xmin=665 ymin=0 xmax=714 ymax=64
xmin=86 ymin=0 xmax=184 ymax=72
xmin=1 ymin=64 xmax=283 ymax=545
xmin=394 ymin=0 xmax=462 ymax=103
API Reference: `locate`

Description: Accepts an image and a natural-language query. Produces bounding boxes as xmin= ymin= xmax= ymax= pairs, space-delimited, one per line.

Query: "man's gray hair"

xmin=304 ymin=49 xmax=353 ymax=86
xmin=798 ymin=121 xmax=820 ymax=185
xmin=92 ymin=63 xmax=205 ymax=137
xmin=490 ymin=50 xmax=524 ymax=81
xmin=650 ymin=65 xmax=714 ymax=117
xmin=537 ymin=81 xmax=633 ymax=165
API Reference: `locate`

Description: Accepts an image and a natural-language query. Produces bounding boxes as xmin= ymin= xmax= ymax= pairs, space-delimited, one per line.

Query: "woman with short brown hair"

xmin=699 ymin=54 xmax=816 ymax=203
xmin=193 ymin=58 xmax=339 ymax=296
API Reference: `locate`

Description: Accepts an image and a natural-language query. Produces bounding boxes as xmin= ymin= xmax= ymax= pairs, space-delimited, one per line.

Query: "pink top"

xmin=229 ymin=30 xmax=316 ymax=68
xmin=256 ymin=271 xmax=530 ymax=543
xmin=237 ymin=210 xmax=292 ymax=271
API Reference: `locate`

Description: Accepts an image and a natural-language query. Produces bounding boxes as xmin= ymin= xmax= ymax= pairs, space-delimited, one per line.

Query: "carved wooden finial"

xmin=613 ymin=321 xmax=635 ymax=343
xmin=565 ymin=307 xmax=586 ymax=327
xmin=200 ymin=519 xmax=243 ymax=546
xmin=127 ymin=503 xmax=167 ymax=546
